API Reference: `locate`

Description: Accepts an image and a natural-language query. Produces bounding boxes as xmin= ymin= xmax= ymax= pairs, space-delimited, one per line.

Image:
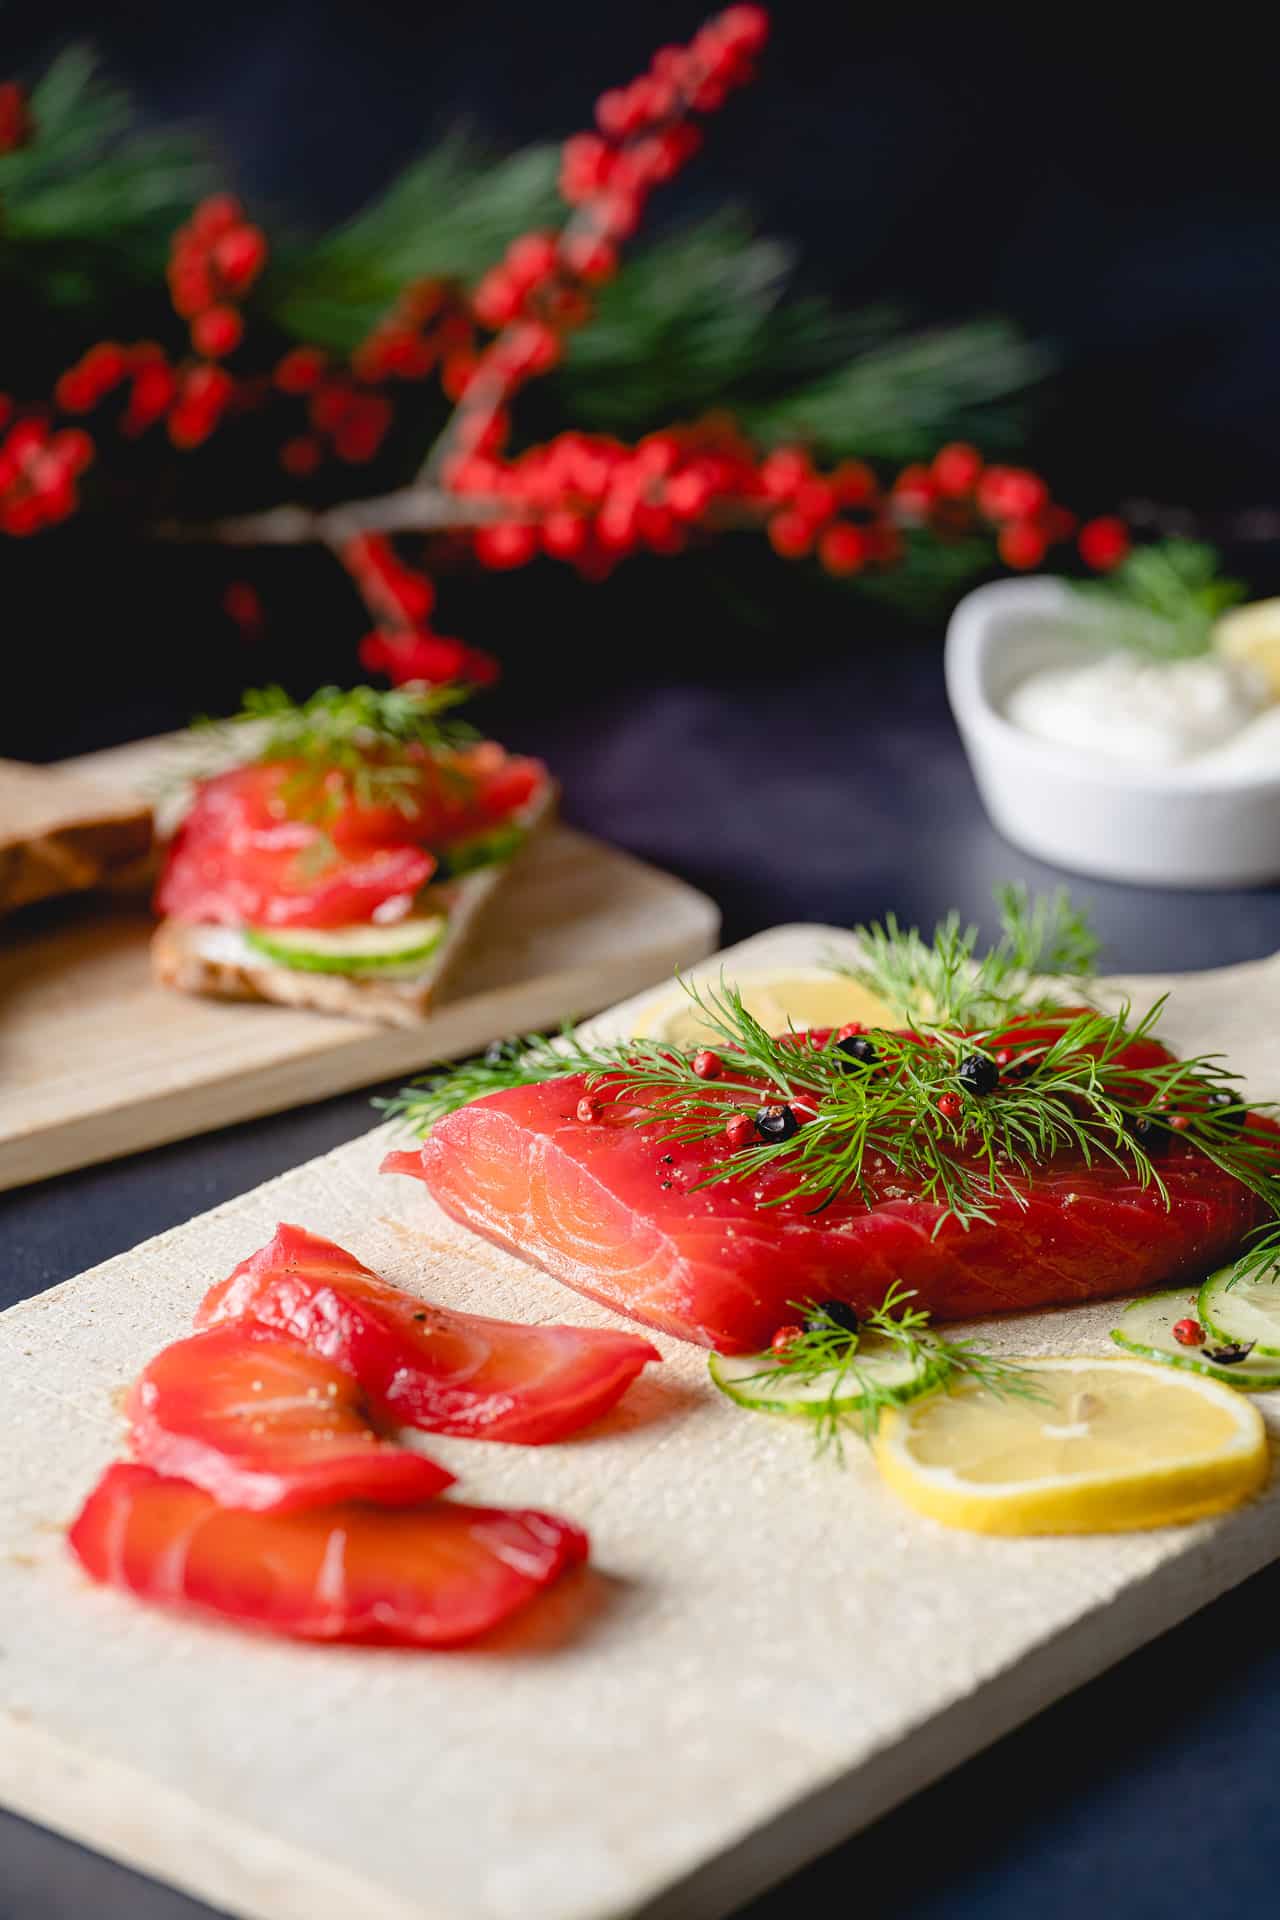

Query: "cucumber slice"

xmin=243 ymin=913 xmax=446 ymax=975
xmin=437 ymin=823 xmax=525 ymax=878
xmin=1199 ymin=1264 xmax=1280 ymax=1357
xmin=1111 ymin=1290 xmax=1280 ymax=1389
xmin=709 ymin=1333 xmax=945 ymax=1417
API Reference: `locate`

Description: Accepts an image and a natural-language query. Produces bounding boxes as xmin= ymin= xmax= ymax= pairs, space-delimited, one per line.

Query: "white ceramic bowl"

xmin=944 ymin=577 xmax=1280 ymax=889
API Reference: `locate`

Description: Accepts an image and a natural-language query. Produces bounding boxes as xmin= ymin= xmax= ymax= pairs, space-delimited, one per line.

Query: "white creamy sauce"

xmin=1004 ymin=650 xmax=1275 ymax=769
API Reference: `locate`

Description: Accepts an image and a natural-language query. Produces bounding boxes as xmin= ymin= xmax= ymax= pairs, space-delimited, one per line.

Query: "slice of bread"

xmin=0 ymin=759 xmax=154 ymax=918
xmin=150 ymin=783 xmax=554 ymax=1027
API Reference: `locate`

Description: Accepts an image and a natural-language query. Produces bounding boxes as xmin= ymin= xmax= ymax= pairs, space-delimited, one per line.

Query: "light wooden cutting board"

xmin=0 ymin=735 xmax=719 ymax=1192
xmin=4 ymin=924 xmax=1280 ymax=1920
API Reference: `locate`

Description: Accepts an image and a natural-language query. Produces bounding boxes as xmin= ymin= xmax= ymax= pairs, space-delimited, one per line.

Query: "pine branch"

xmin=746 ymin=318 xmax=1051 ymax=462
xmin=1 ymin=48 xmax=212 ymax=297
xmin=267 ymin=138 xmax=562 ymax=350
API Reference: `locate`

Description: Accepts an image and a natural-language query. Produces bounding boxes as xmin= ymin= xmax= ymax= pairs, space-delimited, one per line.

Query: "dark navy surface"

xmin=3 ymin=654 xmax=1280 ymax=1920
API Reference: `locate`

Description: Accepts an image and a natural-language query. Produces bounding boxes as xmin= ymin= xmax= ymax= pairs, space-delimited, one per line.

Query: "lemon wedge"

xmin=1214 ymin=598 xmax=1280 ymax=699
xmin=874 ymin=1356 xmax=1268 ymax=1535
xmin=631 ymin=965 xmax=897 ymax=1048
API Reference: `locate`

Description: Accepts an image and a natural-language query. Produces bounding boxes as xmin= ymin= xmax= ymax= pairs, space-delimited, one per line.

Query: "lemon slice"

xmin=1214 ymin=598 xmax=1280 ymax=699
xmin=631 ymin=966 xmax=897 ymax=1048
xmin=874 ymin=1357 xmax=1268 ymax=1535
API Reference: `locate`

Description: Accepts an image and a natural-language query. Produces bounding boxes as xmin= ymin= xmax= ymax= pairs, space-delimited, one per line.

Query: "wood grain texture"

xmin=0 ymin=737 xmax=719 ymax=1193
xmin=0 ymin=757 xmax=153 ymax=915
xmin=3 ymin=925 xmax=1280 ymax=1920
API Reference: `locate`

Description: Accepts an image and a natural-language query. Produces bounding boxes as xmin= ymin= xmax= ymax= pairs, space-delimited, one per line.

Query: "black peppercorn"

xmin=957 ymin=1052 xmax=1000 ymax=1096
xmin=1206 ymin=1088 xmax=1246 ymax=1130
xmin=1204 ymin=1341 xmax=1255 ymax=1366
xmin=756 ymin=1102 xmax=799 ymax=1143
xmin=805 ymin=1298 xmax=861 ymax=1338
xmin=1127 ymin=1113 xmax=1171 ymax=1156
xmin=836 ymin=1034 xmax=878 ymax=1067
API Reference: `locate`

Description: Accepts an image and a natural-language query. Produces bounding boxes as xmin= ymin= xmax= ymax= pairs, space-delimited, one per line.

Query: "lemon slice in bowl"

xmin=874 ymin=1356 xmax=1268 ymax=1535
xmin=630 ymin=966 xmax=897 ymax=1048
xmin=1214 ymin=597 xmax=1280 ymax=699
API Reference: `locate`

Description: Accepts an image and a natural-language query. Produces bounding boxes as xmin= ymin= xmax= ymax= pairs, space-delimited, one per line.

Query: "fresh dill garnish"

xmin=375 ymin=1026 xmax=643 ymax=1131
xmin=194 ymin=682 xmax=479 ymax=819
xmin=1066 ymin=539 xmax=1246 ymax=662
xmin=747 ymin=1282 xmax=1046 ymax=1458
xmin=834 ymin=884 xmax=1100 ymax=1027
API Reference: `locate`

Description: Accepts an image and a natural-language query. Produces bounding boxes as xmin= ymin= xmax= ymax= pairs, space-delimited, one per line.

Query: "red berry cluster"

xmin=292 ymin=381 xmax=393 ymax=473
xmin=456 ymin=4 xmax=767 ymax=455
xmin=889 ymin=446 xmax=1076 ymax=572
xmin=55 ymin=340 xmax=235 ymax=449
xmin=274 ymin=342 xmax=442 ymax=478
xmin=762 ymin=447 xmax=886 ymax=573
xmin=0 ymin=409 xmax=93 ymax=535
xmin=0 ymin=80 xmax=32 ymax=153
xmin=352 ymin=279 xmax=473 ymax=385
xmin=2 ymin=7 xmax=1140 ymax=676
xmin=274 ymin=287 xmax=482 ymax=478
xmin=1077 ymin=515 xmax=1130 ymax=572
xmin=167 ymin=195 xmax=267 ymax=359
xmin=345 ymin=534 xmax=498 ymax=688
xmin=888 ymin=445 xmax=1131 ymax=574
xmin=449 ymin=421 xmax=765 ymax=574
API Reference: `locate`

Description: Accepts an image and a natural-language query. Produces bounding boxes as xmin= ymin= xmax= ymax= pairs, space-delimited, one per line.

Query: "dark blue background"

xmin=4 ymin=7 xmax=1280 ymax=1916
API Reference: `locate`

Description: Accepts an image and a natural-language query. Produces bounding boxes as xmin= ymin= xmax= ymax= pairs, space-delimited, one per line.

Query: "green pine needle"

xmin=1 ymin=47 xmax=212 ymax=296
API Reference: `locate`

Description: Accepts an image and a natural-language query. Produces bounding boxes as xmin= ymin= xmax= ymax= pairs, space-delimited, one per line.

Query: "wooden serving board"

xmin=4 ymin=924 xmax=1280 ymax=1920
xmin=0 ymin=735 xmax=719 ymax=1193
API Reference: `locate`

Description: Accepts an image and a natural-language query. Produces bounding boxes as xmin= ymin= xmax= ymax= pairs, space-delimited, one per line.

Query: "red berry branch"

xmin=1 ymin=7 xmax=1134 ymax=688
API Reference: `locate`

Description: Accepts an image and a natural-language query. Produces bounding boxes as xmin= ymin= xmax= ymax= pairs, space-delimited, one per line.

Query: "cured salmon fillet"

xmin=385 ymin=1033 xmax=1277 ymax=1354
xmin=69 ymin=1463 xmax=586 ymax=1647
xmin=126 ymin=1325 xmax=455 ymax=1513
xmin=197 ymin=1224 xmax=659 ymax=1441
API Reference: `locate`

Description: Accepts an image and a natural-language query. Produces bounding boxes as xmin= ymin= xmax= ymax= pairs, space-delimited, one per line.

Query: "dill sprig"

xmin=196 ymin=683 xmax=479 ymax=819
xmin=834 ymin=883 xmax=1099 ymax=1027
xmin=375 ymin=1026 xmax=642 ymax=1131
xmin=752 ymin=1282 xmax=1046 ymax=1457
xmin=1066 ymin=539 xmax=1246 ymax=662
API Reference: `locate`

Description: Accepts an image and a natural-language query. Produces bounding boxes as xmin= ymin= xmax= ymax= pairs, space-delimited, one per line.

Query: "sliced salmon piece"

xmin=196 ymin=1223 xmax=659 ymax=1441
xmin=126 ymin=1325 xmax=454 ymax=1513
xmin=69 ymin=1462 xmax=587 ymax=1647
xmin=388 ymin=1022 xmax=1277 ymax=1353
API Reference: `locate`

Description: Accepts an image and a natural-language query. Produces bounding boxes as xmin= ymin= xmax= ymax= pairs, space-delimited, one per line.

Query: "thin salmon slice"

xmin=126 ymin=1325 xmax=454 ymax=1513
xmin=69 ymin=1463 xmax=587 ymax=1647
xmin=196 ymin=1223 xmax=659 ymax=1441
xmin=387 ymin=1027 xmax=1276 ymax=1353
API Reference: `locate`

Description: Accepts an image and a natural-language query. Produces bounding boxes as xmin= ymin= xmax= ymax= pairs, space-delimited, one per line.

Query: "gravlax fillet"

xmin=197 ymin=1223 xmax=659 ymax=1441
xmin=69 ymin=1463 xmax=586 ymax=1647
xmin=126 ymin=1325 xmax=455 ymax=1513
xmin=384 ymin=1033 xmax=1277 ymax=1353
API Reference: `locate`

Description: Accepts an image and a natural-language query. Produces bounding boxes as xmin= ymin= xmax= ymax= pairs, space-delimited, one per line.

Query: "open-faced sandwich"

xmin=0 ymin=756 xmax=153 ymax=919
xmin=152 ymin=683 xmax=552 ymax=1024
